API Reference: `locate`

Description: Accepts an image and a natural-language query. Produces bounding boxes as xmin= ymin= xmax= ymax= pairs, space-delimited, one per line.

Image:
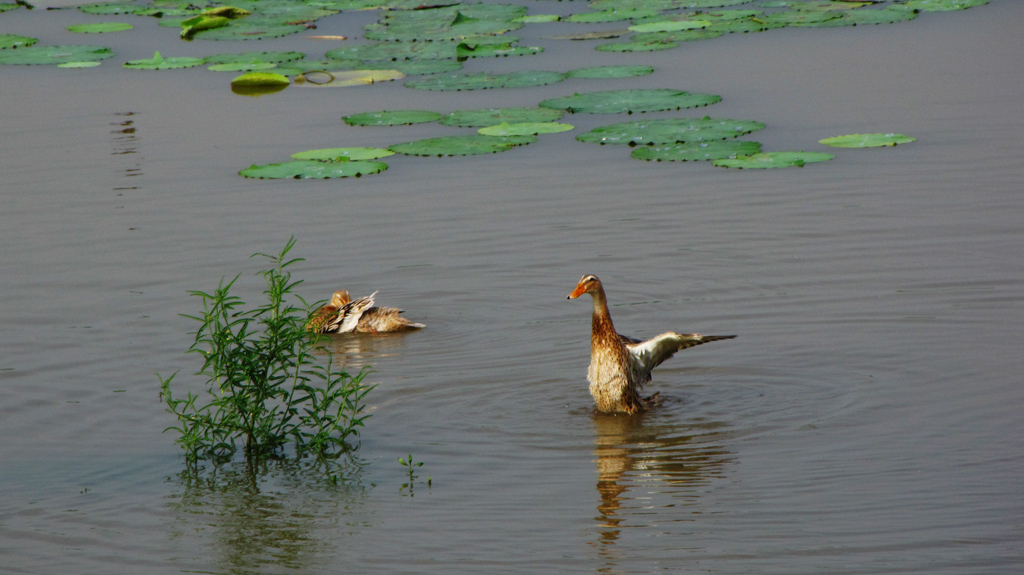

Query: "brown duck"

xmin=568 ymin=274 xmax=735 ymax=414
xmin=307 ymin=290 xmax=424 ymax=334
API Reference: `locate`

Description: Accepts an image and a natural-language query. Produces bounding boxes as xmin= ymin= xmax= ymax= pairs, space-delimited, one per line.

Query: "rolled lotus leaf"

xmin=181 ymin=15 xmax=230 ymax=40
xmin=231 ymin=71 xmax=290 ymax=87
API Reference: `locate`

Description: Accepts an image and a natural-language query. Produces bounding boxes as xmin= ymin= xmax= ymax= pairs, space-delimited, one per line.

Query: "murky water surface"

xmin=1 ymin=1 xmax=1022 ymax=573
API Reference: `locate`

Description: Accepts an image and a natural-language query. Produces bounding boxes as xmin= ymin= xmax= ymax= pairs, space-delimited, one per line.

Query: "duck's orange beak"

xmin=567 ymin=283 xmax=587 ymax=299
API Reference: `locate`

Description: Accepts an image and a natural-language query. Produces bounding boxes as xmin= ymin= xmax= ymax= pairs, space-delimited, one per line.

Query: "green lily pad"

xmin=326 ymin=41 xmax=459 ymax=62
xmin=628 ymin=20 xmax=711 ymax=33
xmin=78 ymin=3 xmax=142 ymax=15
xmin=273 ymin=58 xmax=359 ymax=76
xmin=540 ymin=89 xmax=722 ymax=115
xmin=405 ymin=70 xmax=567 ymax=91
xmin=0 ymin=3 xmax=24 ymax=13
xmin=0 ymin=34 xmax=37 ymax=50
xmin=713 ymin=151 xmax=834 ymax=169
xmin=819 ymin=133 xmax=916 ymax=148
xmin=756 ymin=11 xmax=839 ymax=26
xmin=577 ymin=117 xmax=765 ymax=145
xmin=209 ymin=61 xmax=279 ymax=72
xmin=360 ymin=58 xmax=463 ymax=76
xmin=893 ymin=0 xmax=987 ymax=11
xmin=628 ymin=28 xmax=725 ymax=44
xmin=791 ymin=1 xmax=870 ymax=10
xmin=58 ymin=61 xmax=103 ymax=68
xmin=291 ymin=147 xmax=395 ymax=161
xmin=566 ymin=65 xmax=654 ymax=79
xmin=240 ymin=160 xmax=388 ymax=179
xmin=595 ymin=40 xmax=679 ymax=53
xmin=0 ymin=45 xmax=113 ymax=65
xmin=191 ymin=23 xmax=306 ymax=41
xmin=204 ymin=51 xmax=305 ymax=65
xmin=67 ymin=22 xmax=134 ymax=34
xmin=631 ymin=140 xmax=763 ymax=162
xmin=124 ymin=51 xmax=204 ymax=70
xmin=804 ymin=7 xmax=919 ymax=27
xmin=439 ymin=107 xmax=564 ymax=127
xmin=389 ymin=134 xmax=535 ymax=157
xmin=566 ymin=9 xmax=661 ymax=23
xmin=343 ymin=110 xmax=443 ymax=126
xmin=478 ymin=122 xmax=574 ymax=136
xmin=455 ymin=41 xmax=543 ymax=59
xmin=515 ymin=14 xmax=560 ymax=23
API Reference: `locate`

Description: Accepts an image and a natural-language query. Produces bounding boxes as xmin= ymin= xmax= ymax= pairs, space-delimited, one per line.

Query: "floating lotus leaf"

xmin=204 ymin=51 xmax=305 ymax=65
xmin=628 ymin=29 xmax=725 ymax=44
xmin=343 ymin=110 xmax=443 ymax=126
xmin=78 ymin=3 xmax=141 ymax=15
xmin=456 ymin=42 xmax=543 ymax=59
xmin=439 ymin=107 xmax=564 ymax=127
xmin=589 ymin=0 xmax=680 ymax=11
xmin=0 ymin=44 xmax=113 ymax=65
xmin=293 ymin=69 xmax=404 ymax=87
xmin=405 ymin=70 xmax=566 ymax=91
xmin=707 ymin=17 xmax=785 ymax=33
xmin=273 ymin=58 xmax=358 ymax=76
xmin=552 ymin=30 xmax=629 ymax=41
xmin=704 ymin=10 xmax=761 ymax=19
xmin=67 ymin=22 xmax=134 ymax=34
xmin=577 ymin=117 xmax=765 ymax=145
xmin=756 ymin=11 xmax=839 ymax=26
xmin=240 ymin=160 xmax=388 ymax=179
xmin=566 ymin=65 xmax=654 ymax=79
xmin=326 ymin=41 xmax=459 ymax=62
xmin=819 ymin=133 xmax=916 ymax=148
xmin=792 ymin=1 xmax=870 ymax=10
xmin=595 ymin=40 xmax=679 ymax=53
xmin=0 ymin=34 xmax=37 ymax=50
xmin=515 ymin=14 xmax=560 ymax=23
xmin=389 ymin=134 xmax=535 ymax=157
xmin=291 ymin=147 xmax=395 ymax=161
xmin=540 ymin=89 xmax=722 ymax=115
xmin=811 ymin=7 xmax=918 ymax=27
xmin=714 ymin=151 xmax=834 ymax=169
xmin=628 ymin=19 xmax=711 ymax=33
xmin=360 ymin=59 xmax=463 ymax=76
xmin=211 ymin=61 xmax=278 ymax=72
xmin=0 ymin=3 xmax=23 ymax=12
xmin=631 ymin=140 xmax=763 ymax=162
xmin=893 ymin=0 xmax=987 ymax=11
xmin=191 ymin=23 xmax=305 ymax=41
xmin=478 ymin=122 xmax=574 ymax=136
xmin=58 ymin=61 xmax=103 ymax=68
xmin=567 ymin=9 xmax=661 ymax=23
xmin=124 ymin=51 xmax=204 ymax=70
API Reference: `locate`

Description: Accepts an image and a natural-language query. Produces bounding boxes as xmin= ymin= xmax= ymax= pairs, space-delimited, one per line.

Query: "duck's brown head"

xmin=568 ymin=274 xmax=601 ymax=299
xmin=330 ymin=290 xmax=351 ymax=307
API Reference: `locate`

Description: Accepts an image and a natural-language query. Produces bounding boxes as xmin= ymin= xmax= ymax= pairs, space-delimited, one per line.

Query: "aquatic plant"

xmin=159 ymin=238 xmax=375 ymax=466
xmin=398 ymin=454 xmax=430 ymax=495
xmin=819 ymin=133 xmax=916 ymax=148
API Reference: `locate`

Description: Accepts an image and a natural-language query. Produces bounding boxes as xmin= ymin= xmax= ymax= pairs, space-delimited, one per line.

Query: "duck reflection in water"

xmin=590 ymin=409 xmax=733 ymax=552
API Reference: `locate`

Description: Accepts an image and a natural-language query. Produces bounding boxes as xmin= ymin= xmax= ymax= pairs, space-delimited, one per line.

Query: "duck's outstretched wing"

xmin=324 ymin=291 xmax=378 ymax=333
xmin=626 ymin=332 xmax=736 ymax=383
